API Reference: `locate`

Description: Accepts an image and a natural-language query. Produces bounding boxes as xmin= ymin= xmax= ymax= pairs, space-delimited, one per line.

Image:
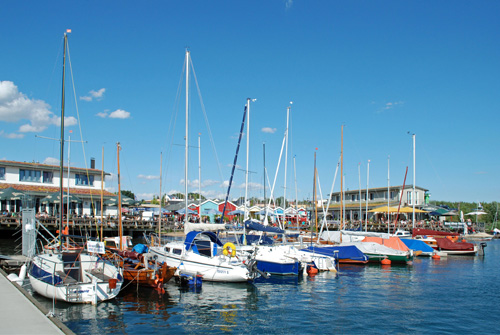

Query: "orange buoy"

xmin=432 ymin=254 xmax=441 ymax=260
xmin=381 ymin=258 xmax=391 ymax=265
xmin=307 ymin=265 xmax=319 ymax=275
xmin=462 ymin=239 xmax=466 ymax=242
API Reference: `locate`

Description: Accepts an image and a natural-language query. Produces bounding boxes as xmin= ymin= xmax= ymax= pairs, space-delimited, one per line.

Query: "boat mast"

xmin=244 ymin=98 xmax=250 ymax=221
xmin=313 ymin=149 xmax=317 ymax=236
xmin=365 ymin=160 xmax=370 ymax=232
xmin=293 ymin=155 xmax=299 ymax=232
xmin=340 ymin=125 xmax=343 ymax=241
xmin=58 ymin=31 xmax=68 ymax=251
xmin=358 ymin=163 xmax=362 ymax=229
xmin=283 ymin=104 xmax=290 ymax=227
xmin=198 ymin=133 xmax=201 ymax=211
xmin=412 ymin=133 xmax=416 ymax=229
xmin=158 ymin=152 xmax=162 ymax=243
xmin=263 ymin=142 xmax=266 ymax=210
xmin=184 ymin=50 xmax=190 ymax=227
xmin=387 ymin=155 xmax=390 ymax=234
xmin=100 ymin=146 xmax=104 ymax=240
xmin=117 ymin=142 xmax=123 ymax=251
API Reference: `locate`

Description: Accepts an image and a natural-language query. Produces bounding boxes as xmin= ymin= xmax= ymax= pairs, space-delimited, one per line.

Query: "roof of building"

xmin=0 ymin=183 xmax=115 ymax=198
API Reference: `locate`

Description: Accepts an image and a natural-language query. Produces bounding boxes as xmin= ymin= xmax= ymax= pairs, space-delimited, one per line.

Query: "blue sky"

xmin=1 ymin=1 xmax=499 ymax=203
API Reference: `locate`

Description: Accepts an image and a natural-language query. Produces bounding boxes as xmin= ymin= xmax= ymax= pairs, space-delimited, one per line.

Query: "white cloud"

xmin=237 ymin=182 xmax=263 ymax=191
xmin=43 ymin=157 xmax=60 ymax=165
xmin=0 ymin=81 xmax=73 ymax=134
xmin=285 ymin=0 xmax=293 ymax=10
xmin=138 ymin=174 xmax=160 ymax=180
xmin=80 ymin=88 xmax=105 ymax=102
xmin=181 ymin=179 xmax=221 ymax=188
xmin=137 ymin=192 xmax=156 ymax=200
xmin=109 ymin=109 xmax=130 ymax=119
xmin=377 ymin=101 xmax=405 ymax=113
xmin=96 ymin=112 xmax=108 ymax=118
xmin=262 ymin=127 xmax=277 ymax=134
xmin=0 ymin=130 xmax=24 ymax=139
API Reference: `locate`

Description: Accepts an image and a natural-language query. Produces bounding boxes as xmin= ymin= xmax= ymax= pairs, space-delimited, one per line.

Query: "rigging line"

xmin=67 ymin=39 xmax=99 ymax=222
xmin=162 ymin=57 xmax=186 ymax=195
xmin=189 ymin=60 xmax=224 ymax=183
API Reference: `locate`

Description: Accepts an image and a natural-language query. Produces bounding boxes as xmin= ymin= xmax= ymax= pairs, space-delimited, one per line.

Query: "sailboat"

xmin=28 ymin=31 xmax=123 ymax=304
xmin=105 ymin=143 xmax=176 ymax=290
xmin=149 ymin=50 xmax=259 ymax=282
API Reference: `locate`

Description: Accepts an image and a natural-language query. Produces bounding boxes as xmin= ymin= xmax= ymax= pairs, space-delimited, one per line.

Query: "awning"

xmin=368 ymin=206 xmax=399 ymax=213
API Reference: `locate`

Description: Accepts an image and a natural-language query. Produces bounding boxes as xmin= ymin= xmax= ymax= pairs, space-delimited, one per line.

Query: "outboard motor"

xmin=478 ymin=242 xmax=487 ymax=256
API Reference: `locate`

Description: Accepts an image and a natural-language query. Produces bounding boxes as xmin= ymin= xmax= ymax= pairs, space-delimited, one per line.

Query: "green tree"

xmin=119 ymin=190 xmax=135 ymax=200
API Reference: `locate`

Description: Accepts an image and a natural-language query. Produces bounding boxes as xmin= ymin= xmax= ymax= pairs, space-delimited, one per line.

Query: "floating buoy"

xmin=432 ymin=254 xmax=441 ymax=260
xmin=462 ymin=239 xmax=466 ymax=243
xmin=307 ymin=265 xmax=319 ymax=276
xmin=381 ymin=258 xmax=391 ymax=265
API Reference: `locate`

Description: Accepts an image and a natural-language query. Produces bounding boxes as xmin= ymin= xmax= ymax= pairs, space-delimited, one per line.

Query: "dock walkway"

xmin=0 ymin=269 xmax=73 ymax=335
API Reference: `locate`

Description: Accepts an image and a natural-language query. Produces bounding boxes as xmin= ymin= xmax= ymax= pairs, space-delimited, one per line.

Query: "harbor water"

xmin=2 ymin=239 xmax=500 ymax=334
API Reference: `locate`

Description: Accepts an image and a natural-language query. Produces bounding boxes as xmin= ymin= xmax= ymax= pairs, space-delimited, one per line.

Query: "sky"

xmin=1 ymin=1 xmax=499 ymax=203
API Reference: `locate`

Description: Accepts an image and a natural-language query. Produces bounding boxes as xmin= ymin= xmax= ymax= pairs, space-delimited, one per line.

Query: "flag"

xmin=66 ymin=29 xmax=72 ymax=33
xmin=478 ymin=202 xmax=483 ymax=210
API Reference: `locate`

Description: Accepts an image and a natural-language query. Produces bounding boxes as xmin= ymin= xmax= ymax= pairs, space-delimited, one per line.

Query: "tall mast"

xmin=117 ymin=142 xmax=122 ymax=251
xmin=340 ymin=125 xmax=344 ymax=239
xmin=365 ymin=160 xmax=370 ymax=232
xmin=184 ymin=50 xmax=189 ymax=226
xmin=283 ymin=105 xmax=290 ymax=226
xmin=244 ymin=98 xmax=250 ymax=221
xmin=158 ymin=152 xmax=162 ymax=243
xmin=387 ymin=155 xmax=390 ymax=234
xmin=198 ymin=133 xmax=201 ymax=210
xmin=263 ymin=142 xmax=266 ymax=209
xmin=313 ymin=150 xmax=317 ymax=234
xmin=100 ymin=147 xmax=104 ymax=240
xmin=293 ymin=155 xmax=299 ymax=232
xmin=412 ymin=133 xmax=416 ymax=229
xmin=358 ymin=163 xmax=362 ymax=228
xmin=58 ymin=31 xmax=68 ymax=251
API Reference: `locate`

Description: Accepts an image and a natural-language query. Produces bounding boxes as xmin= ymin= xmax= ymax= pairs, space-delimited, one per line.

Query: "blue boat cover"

xmin=302 ymin=245 xmax=368 ymax=262
xmin=132 ymin=244 xmax=148 ymax=254
xmin=239 ymin=234 xmax=275 ymax=245
xmin=400 ymin=239 xmax=435 ymax=253
xmin=184 ymin=231 xmax=223 ymax=250
xmin=244 ymin=220 xmax=284 ymax=234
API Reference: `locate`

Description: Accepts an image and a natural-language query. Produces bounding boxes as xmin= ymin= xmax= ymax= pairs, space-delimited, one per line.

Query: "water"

xmin=3 ymin=239 xmax=500 ymax=334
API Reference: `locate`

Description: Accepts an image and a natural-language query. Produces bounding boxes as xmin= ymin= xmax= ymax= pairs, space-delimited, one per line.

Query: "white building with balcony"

xmin=0 ymin=159 xmax=116 ymax=216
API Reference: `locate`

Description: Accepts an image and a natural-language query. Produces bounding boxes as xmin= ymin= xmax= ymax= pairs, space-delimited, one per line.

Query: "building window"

xmin=390 ymin=191 xmax=394 ymax=199
xmin=407 ymin=192 xmax=412 ymax=205
xmin=369 ymin=193 xmax=374 ymax=200
xmin=0 ymin=167 xmax=5 ymax=180
xmin=362 ymin=193 xmax=366 ymax=201
xmin=351 ymin=194 xmax=355 ymax=201
xmin=20 ymin=169 xmax=41 ymax=183
xmin=336 ymin=195 xmax=340 ymax=202
xmin=43 ymin=171 xmax=53 ymax=184
xmin=75 ymin=173 xmax=94 ymax=186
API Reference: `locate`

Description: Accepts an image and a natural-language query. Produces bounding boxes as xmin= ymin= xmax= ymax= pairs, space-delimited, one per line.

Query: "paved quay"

xmin=0 ymin=268 xmax=74 ymax=335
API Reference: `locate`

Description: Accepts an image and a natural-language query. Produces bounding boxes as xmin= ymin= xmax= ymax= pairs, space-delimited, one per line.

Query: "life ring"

xmin=222 ymin=242 xmax=236 ymax=257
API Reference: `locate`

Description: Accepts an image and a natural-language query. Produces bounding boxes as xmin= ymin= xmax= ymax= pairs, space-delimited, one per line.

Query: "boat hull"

xmin=29 ymin=254 xmax=123 ymax=304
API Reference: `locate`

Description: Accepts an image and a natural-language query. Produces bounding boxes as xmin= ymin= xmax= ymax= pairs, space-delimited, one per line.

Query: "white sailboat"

xmin=28 ymin=31 xmax=123 ymax=304
xmin=149 ymin=50 xmax=258 ymax=282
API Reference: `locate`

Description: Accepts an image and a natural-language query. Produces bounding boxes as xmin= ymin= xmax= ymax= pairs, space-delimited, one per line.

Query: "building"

xmin=327 ymin=185 xmax=429 ymax=221
xmin=0 ymin=159 xmax=115 ymax=216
